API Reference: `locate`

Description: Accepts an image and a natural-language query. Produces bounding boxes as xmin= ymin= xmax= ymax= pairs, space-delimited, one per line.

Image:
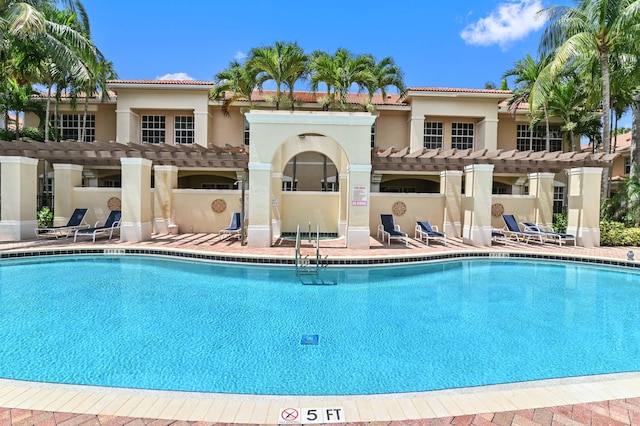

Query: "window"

xmin=625 ymin=157 xmax=631 ymax=175
xmin=451 ymin=122 xmax=474 ymax=150
xmin=175 ymin=116 xmax=194 ymax=144
xmin=371 ymin=122 xmax=376 ymax=148
xmin=424 ymin=122 xmax=443 ymax=149
xmin=243 ymin=117 xmax=250 ymax=145
xmin=51 ymin=113 xmax=96 ymax=142
xmin=517 ymin=124 xmax=563 ymax=152
xmin=142 ymin=115 xmax=165 ymax=143
xmin=553 ymin=186 xmax=564 ymax=214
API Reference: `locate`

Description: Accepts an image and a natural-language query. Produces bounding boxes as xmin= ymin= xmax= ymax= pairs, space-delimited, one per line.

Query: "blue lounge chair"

xmin=521 ymin=222 xmax=576 ymax=246
xmin=414 ymin=221 xmax=447 ymax=246
xmin=35 ymin=208 xmax=89 ymax=239
xmin=73 ymin=210 xmax=121 ymax=242
xmin=377 ymin=214 xmax=408 ymax=246
xmin=502 ymin=214 xmax=543 ymax=243
xmin=219 ymin=212 xmax=242 ymax=241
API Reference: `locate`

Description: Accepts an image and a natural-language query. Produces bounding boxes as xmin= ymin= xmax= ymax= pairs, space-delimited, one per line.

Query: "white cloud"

xmin=156 ymin=72 xmax=195 ymax=81
xmin=460 ymin=0 xmax=547 ymax=49
xmin=234 ymin=51 xmax=247 ymax=61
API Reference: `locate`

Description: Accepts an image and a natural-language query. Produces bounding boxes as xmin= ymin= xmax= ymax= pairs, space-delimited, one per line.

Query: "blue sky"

xmin=80 ymin=0 xmax=630 ymax=127
xmin=82 ymin=0 xmax=566 ymax=88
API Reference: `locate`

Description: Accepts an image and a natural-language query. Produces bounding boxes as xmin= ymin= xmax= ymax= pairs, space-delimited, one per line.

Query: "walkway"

xmin=0 ymin=234 xmax=639 ymax=426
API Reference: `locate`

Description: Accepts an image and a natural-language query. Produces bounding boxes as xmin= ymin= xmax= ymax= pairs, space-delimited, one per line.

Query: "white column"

xmin=346 ymin=164 xmax=371 ymax=249
xmin=194 ymin=110 xmax=208 ymax=148
xmin=462 ymin=164 xmax=494 ymax=246
xmin=0 ymin=156 xmax=38 ymax=240
xmin=247 ymin=162 xmax=272 ymax=247
xmin=567 ymin=167 xmax=602 ymax=247
xmin=120 ymin=158 xmax=152 ymax=242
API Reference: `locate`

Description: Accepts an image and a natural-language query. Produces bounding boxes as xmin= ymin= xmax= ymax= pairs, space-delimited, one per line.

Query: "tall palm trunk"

xmin=80 ymin=95 xmax=89 ymax=142
xmin=631 ymin=95 xmax=640 ymax=181
xmin=543 ymin=104 xmax=550 ymax=151
xmin=45 ymin=84 xmax=53 ymax=142
xmin=599 ymin=49 xmax=612 ymax=200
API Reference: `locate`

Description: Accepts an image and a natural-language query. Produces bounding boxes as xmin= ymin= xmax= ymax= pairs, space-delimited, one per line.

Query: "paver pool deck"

xmin=1 ymin=233 xmax=639 ymax=426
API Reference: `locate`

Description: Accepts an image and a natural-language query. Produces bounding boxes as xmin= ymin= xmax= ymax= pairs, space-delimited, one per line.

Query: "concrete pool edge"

xmin=0 ymin=373 xmax=639 ymax=423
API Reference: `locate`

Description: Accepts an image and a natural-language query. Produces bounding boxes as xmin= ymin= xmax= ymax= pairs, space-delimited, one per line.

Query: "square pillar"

xmin=462 ymin=164 xmax=494 ymax=246
xmin=120 ymin=158 xmax=152 ymax=242
xmin=53 ymin=164 xmax=83 ymax=226
xmin=153 ymin=165 xmax=178 ymax=234
xmin=567 ymin=167 xmax=602 ymax=247
xmin=271 ymin=172 xmax=283 ymax=237
xmin=408 ymin=116 xmax=424 ymax=152
xmin=440 ymin=170 xmax=463 ymax=237
xmin=194 ymin=110 xmax=208 ymax=148
xmin=247 ymin=162 xmax=272 ymax=247
xmin=338 ymin=173 xmax=348 ymax=237
xmin=0 ymin=156 xmax=38 ymax=240
xmin=346 ymin=164 xmax=371 ymax=249
xmin=528 ymin=172 xmax=555 ymax=227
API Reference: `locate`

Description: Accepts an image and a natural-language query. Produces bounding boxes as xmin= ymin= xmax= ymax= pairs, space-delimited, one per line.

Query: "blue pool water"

xmin=0 ymin=255 xmax=639 ymax=395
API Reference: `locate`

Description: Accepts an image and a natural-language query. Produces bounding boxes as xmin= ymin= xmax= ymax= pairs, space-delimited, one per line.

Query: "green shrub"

xmin=36 ymin=207 xmax=53 ymax=228
xmin=552 ymin=213 xmax=567 ymax=234
xmin=600 ymin=220 xmax=640 ymax=246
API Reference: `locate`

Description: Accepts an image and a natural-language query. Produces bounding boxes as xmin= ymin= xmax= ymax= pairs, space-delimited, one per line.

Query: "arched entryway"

xmin=244 ymin=110 xmax=375 ymax=249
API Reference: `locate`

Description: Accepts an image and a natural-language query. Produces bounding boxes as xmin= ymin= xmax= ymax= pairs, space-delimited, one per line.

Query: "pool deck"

xmin=1 ymin=233 xmax=640 ymax=426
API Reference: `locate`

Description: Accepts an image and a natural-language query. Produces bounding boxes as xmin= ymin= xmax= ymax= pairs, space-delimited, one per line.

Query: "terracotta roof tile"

xmin=108 ymin=79 xmax=214 ymax=85
xmin=232 ymin=90 xmax=406 ymax=106
xmin=407 ymin=87 xmax=512 ymax=95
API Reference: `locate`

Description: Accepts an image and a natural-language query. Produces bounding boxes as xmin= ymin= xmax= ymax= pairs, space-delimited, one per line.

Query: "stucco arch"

xmin=245 ymin=110 xmax=375 ymax=249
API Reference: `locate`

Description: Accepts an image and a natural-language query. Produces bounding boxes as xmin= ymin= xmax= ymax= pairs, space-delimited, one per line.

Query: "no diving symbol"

xmin=281 ymin=408 xmax=299 ymax=422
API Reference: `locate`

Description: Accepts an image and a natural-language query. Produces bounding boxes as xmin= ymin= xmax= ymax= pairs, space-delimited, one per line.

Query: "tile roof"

xmin=581 ymin=131 xmax=632 ymax=153
xmin=232 ymin=90 xmax=406 ymax=106
xmin=407 ymin=87 xmax=512 ymax=95
xmin=108 ymin=79 xmax=214 ymax=85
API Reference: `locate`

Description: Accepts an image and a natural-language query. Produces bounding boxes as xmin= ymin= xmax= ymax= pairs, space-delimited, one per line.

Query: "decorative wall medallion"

xmin=211 ymin=198 xmax=227 ymax=213
xmin=491 ymin=203 xmax=505 ymax=217
xmin=392 ymin=201 xmax=407 ymax=216
xmin=107 ymin=197 xmax=121 ymax=211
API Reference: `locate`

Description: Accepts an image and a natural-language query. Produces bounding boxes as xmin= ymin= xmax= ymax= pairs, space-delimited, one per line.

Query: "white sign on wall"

xmin=351 ymin=185 xmax=368 ymax=206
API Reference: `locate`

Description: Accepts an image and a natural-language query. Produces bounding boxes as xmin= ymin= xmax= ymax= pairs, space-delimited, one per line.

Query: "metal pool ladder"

xmin=295 ymin=224 xmax=328 ymax=276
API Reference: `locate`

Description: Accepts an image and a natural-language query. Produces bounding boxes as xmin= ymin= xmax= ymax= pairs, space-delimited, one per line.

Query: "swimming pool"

xmin=0 ymin=254 xmax=639 ymax=396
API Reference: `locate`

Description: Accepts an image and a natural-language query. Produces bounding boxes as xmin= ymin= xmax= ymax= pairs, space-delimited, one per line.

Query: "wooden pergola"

xmin=0 ymin=140 xmax=249 ymax=169
xmin=372 ymin=147 xmax=618 ymax=174
xmin=0 ymin=140 xmax=617 ymax=173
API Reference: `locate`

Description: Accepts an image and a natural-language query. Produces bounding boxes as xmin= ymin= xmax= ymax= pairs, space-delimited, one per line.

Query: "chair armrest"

xmin=432 ymin=225 xmax=439 ymax=231
xmin=394 ymin=224 xmax=401 ymax=231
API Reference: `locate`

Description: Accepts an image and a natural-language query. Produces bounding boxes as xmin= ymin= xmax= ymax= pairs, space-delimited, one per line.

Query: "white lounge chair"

xmin=219 ymin=212 xmax=242 ymax=241
xmin=521 ymin=222 xmax=576 ymax=246
xmin=415 ymin=221 xmax=447 ymax=246
xmin=35 ymin=208 xmax=89 ymax=239
xmin=74 ymin=210 xmax=121 ymax=242
xmin=377 ymin=214 xmax=408 ymax=246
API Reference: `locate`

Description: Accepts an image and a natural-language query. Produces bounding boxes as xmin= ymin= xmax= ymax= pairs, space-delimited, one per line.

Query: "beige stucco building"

xmin=1 ymin=80 xmax=615 ymax=248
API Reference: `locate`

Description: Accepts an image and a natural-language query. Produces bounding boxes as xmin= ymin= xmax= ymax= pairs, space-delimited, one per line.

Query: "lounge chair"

xmin=521 ymin=222 xmax=576 ymax=246
xmin=73 ymin=210 xmax=121 ymax=242
xmin=219 ymin=212 xmax=242 ymax=241
xmin=414 ymin=221 xmax=447 ymax=246
xmin=377 ymin=214 xmax=408 ymax=246
xmin=35 ymin=208 xmax=89 ymax=239
xmin=501 ymin=214 xmax=543 ymax=243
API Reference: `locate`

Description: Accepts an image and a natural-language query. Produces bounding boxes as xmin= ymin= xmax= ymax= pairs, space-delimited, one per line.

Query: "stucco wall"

xmin=370 ymin=193 xmax=445 ymax=237
xmin=280 ymin=192 xmax=339 ymax=234
xmin=172 ymin=189 xmax=242 ymax=233
xmin=72 ymin=188 xmax=122 ymax=225
xmin=490 ymin=195 xmax=537 ymax=229
xmin=375 ymin=110 xmax=410 ymax=151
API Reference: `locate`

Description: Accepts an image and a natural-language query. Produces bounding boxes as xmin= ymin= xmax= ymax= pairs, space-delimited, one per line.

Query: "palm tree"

xmin=503 ymin=53 xmax=553 ymax=150
xmin=309 ymin=50 xmax=338 ymax=110
xmin=362 ymin=56 xmax=405 ymax=111
xmin=249 ymin=41 xmax=306 ymax=110
xmin=211 ymin=60 xmax=260 ymax=116
xmin=0 ymin=0 xmax=96 ymax=81
xmin=538 ymin=0 xmax=640 ymax=197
